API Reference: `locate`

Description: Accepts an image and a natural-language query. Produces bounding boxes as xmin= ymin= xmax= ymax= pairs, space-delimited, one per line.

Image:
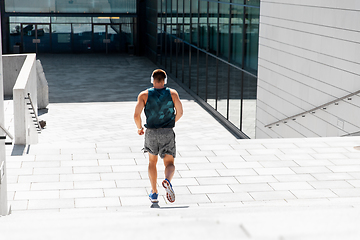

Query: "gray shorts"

xmin=144 ymin=128 xmax=176 ymax=158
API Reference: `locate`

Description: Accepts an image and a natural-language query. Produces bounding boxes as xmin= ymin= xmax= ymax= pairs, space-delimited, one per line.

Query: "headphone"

xmin=151 ymin=70 xmax=167 ymax=84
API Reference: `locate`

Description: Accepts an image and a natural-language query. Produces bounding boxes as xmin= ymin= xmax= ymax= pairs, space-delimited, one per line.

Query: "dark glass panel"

xmin=219 ymin=3 xmax=230 ymax=60
xmin=73 ymin=24 xmax=92 ymax=53
xmin=51 ymin=24 xmax=72 ymax=53
xmin=243 ymin=7 xmax=259 ymax=74
xmin=199 ymin=1 xmax=208 ymax=50
xmin=208 ymin=2 xmax=218 ymax=55
xmin=230 ymin=4 xmax=244 ymax=66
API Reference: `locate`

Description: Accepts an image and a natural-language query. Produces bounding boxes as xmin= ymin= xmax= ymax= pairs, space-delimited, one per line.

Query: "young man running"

xmin=134 ymin=69 xmax=183 ymax=204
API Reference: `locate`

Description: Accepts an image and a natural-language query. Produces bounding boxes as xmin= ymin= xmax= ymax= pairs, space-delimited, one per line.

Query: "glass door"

xmin=93 ymin=24 xmax=121 ymax=53
xmin=21 ymin=23 xmax=50 ymax=53
xmin=93 ymin=25 xmax=107 ymax=53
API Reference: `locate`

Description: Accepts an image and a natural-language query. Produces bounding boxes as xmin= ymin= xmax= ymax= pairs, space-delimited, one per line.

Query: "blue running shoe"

xmin=149 ymin=191 xmax=159 ymax=203
xmin=162 ymin=178 xmax=175 ymax=203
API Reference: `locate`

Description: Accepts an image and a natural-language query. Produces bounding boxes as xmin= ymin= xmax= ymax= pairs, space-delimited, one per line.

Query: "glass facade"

xmin=4 ymin=0 xmax=136 ymax=54
xmin=5 ymin=0 xmax=136 ymax=14
xmin=145 ymin=0 xmax=260 ymax=138
xmin=8 ymin=16 xmax=135 ymax=54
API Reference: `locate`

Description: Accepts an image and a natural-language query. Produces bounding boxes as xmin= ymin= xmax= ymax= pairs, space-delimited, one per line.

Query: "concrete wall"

xmin=3 ymin=55 xmax=27 ymax=97
xmin=0 ymin=18 xmax=9 ymax=216
xmin=256 ymin=0 xmax=360 ymax=138
xmin=13 ymin=54 xmax=38 ymax=145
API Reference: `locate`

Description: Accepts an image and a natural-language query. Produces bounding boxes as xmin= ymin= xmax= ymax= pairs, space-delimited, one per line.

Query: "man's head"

xmin=151 ymin=69 xmax=167 ymax=84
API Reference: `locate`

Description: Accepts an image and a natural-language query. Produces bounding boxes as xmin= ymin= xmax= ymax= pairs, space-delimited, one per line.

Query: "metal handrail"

xmin=265 ymin=89 xmax=360 ymax=128
xmin=26 ymin=93 xmax=41 ymax=132
xmin=0 ymin=124 xmax=13 ymax=140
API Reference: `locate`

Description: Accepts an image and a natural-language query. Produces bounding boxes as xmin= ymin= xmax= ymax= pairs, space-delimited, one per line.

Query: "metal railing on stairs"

xmin=25 ymin=93 xmax=42 ymax=133
xmin=0 ymin=124 xmax=14 ymax=141
xmin=265 ymin=89 xmax=360 ymax=128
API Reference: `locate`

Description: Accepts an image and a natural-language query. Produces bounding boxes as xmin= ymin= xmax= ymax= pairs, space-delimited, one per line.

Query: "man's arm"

xmin=170 ymin=89 xmax=183 ymax=123
xmin=134 ymin=91 xmax=147 ymax=135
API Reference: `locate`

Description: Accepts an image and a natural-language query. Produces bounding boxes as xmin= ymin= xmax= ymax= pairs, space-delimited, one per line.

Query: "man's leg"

xmin=163 ymin=154 xmax=175 ymax=181
xmin=148 ymin=153 xmax=158 ymax=193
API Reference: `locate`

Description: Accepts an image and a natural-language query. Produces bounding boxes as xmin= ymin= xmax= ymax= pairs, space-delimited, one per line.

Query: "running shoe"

xmin=162 ymin=178 xmax=175 ymax=203
xmin=149 ymin=190 xmax=159 ymax=203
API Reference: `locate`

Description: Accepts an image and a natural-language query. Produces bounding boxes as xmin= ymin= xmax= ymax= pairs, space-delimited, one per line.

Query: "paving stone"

xmin=31 ymin=182 xmax=74 ymax=191
xmin=235 ymin=175 xmax=279 ymax=183
xmin=254 ymin=167 xmax=295 ymax=175
xmin=188 ymin=185 xmax=232 ymax=194
xmin=249 ymin=191 xmax=297 ymax=201
xmin=269 ymin=182 xmax=314 ymax=191
xmin=229 ymin=183 xmax=274 ymax=192
xmin=60 ymin=189 xmax=104 ymax=199
xmin=291 ymin=189 xmax=338 ymax=199
xmin=75 ymin=197 xmax=121 ymax=208
xmin=15 ymin=190 xmax=59 ymax=200
xmin=28 ymin=199 xmax=74 ymax=210
xmin=207 ymin=193 xmax=253 ymax=203
xmin=195 ymin=176 xmax=239 ymax=185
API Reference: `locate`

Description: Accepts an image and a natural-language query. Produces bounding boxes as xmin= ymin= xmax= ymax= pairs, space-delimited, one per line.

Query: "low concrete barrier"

xmin=3 ymin=54 xmax=26 ymax=97
xmin=3 ymin=54 xmax=49 ymax=109
xmin=13 ymin=54 xmax=38 ymax=145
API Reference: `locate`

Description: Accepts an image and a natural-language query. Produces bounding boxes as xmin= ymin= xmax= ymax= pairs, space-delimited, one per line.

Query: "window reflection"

xmin=5 ymin=0 xmax=136 ymax=13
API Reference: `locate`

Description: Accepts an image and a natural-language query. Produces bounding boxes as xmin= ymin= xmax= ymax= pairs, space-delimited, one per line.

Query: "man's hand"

xmin=137 ymin=127 xmax=144 ymax=135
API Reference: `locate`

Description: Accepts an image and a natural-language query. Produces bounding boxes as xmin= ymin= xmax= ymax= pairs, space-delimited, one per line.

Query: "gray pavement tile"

xmin=60 ymin=189 xmax=105 ymax=199
xmin=249 ymin=191 xmax=297 ymax=201
xmin=178 ymin=169 xmax=220 ymax=178
xmin=74 ymin=181 xmax=116 ymax=189
xmin=75 ymin=197 xmax=121 ymax=208
xmin=269 ymin=182 xmax=314 ymax=191
xmin=7 ymin=183 xmax=31 ymax=192
xmin=186 ymin=162 xmax=225 ymax=170
xmin=331 ymin=188 xmax=360 ymax=197
xmin=348 ymin=180 xmax=360 ymax=187
xmin=254 ymin=167 xmax=296 ymax=175
xmin=235 ymin=175 xmax=279 ymax=183
xmin=258 ymin=160 xmax=299 ymax=168
xmin=312 ymin=173 xmax=355 ymax=181
xmin=104 ymin=188 xmax=148 ymax=197
xmin=195 ymin=176 xmax=239 ymax=185
xmin=207 ymin=193 xmax=253 ymax=203
xmin=188 ymin=185 xmax=233 ymax=194
xmin=18 ymin=175 xmax=60 ymax=183
xmin=330 ymin=159 xmax=360 ymax=165
xmin=31 ymin=182 xmax=74 ymax=191
xmin=206 ymin=155 xmax=245 ymax=163
xmin=273 ymin=174 xmax=317 ymax=182
xmin=15 ymin=190 xmax=60 ymax=200
xmin=33 ymin=167 xmax=73 ymax=175
xmin=290 ymin=166 xmax=332 ymax=174
xmin=28 ymin=199 xmax=74 ymax=210
xmin=290 ymin=189 xmax=338 ymax=199
xmin=308 ymin=181 xmax=355 ymax=189
xmin=294 ymin=159 xmax=334 ymax=167
xmin=217 ymin=168 xmax=258 ymax=177
xmin=229 ymin=183 xmax=274 ymax=192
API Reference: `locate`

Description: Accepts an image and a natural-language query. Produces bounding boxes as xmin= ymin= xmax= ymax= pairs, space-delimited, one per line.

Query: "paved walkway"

xmin=2 ymin=54 xmax=360 ymax=239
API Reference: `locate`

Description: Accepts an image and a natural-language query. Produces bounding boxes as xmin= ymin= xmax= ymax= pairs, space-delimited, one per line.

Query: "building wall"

xmin=256 ymin=0 xmax=360 ymax=138
xmin=146 ymin=0 xmax=260 ymax=138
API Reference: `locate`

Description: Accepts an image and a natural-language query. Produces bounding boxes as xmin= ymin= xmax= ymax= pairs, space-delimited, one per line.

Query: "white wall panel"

xmin=257 ymin=0 xmax=360 ymax=138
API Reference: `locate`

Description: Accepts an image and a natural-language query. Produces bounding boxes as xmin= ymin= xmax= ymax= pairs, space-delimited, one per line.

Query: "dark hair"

xmin=152 ymin=69 xmax=166 ymax=82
